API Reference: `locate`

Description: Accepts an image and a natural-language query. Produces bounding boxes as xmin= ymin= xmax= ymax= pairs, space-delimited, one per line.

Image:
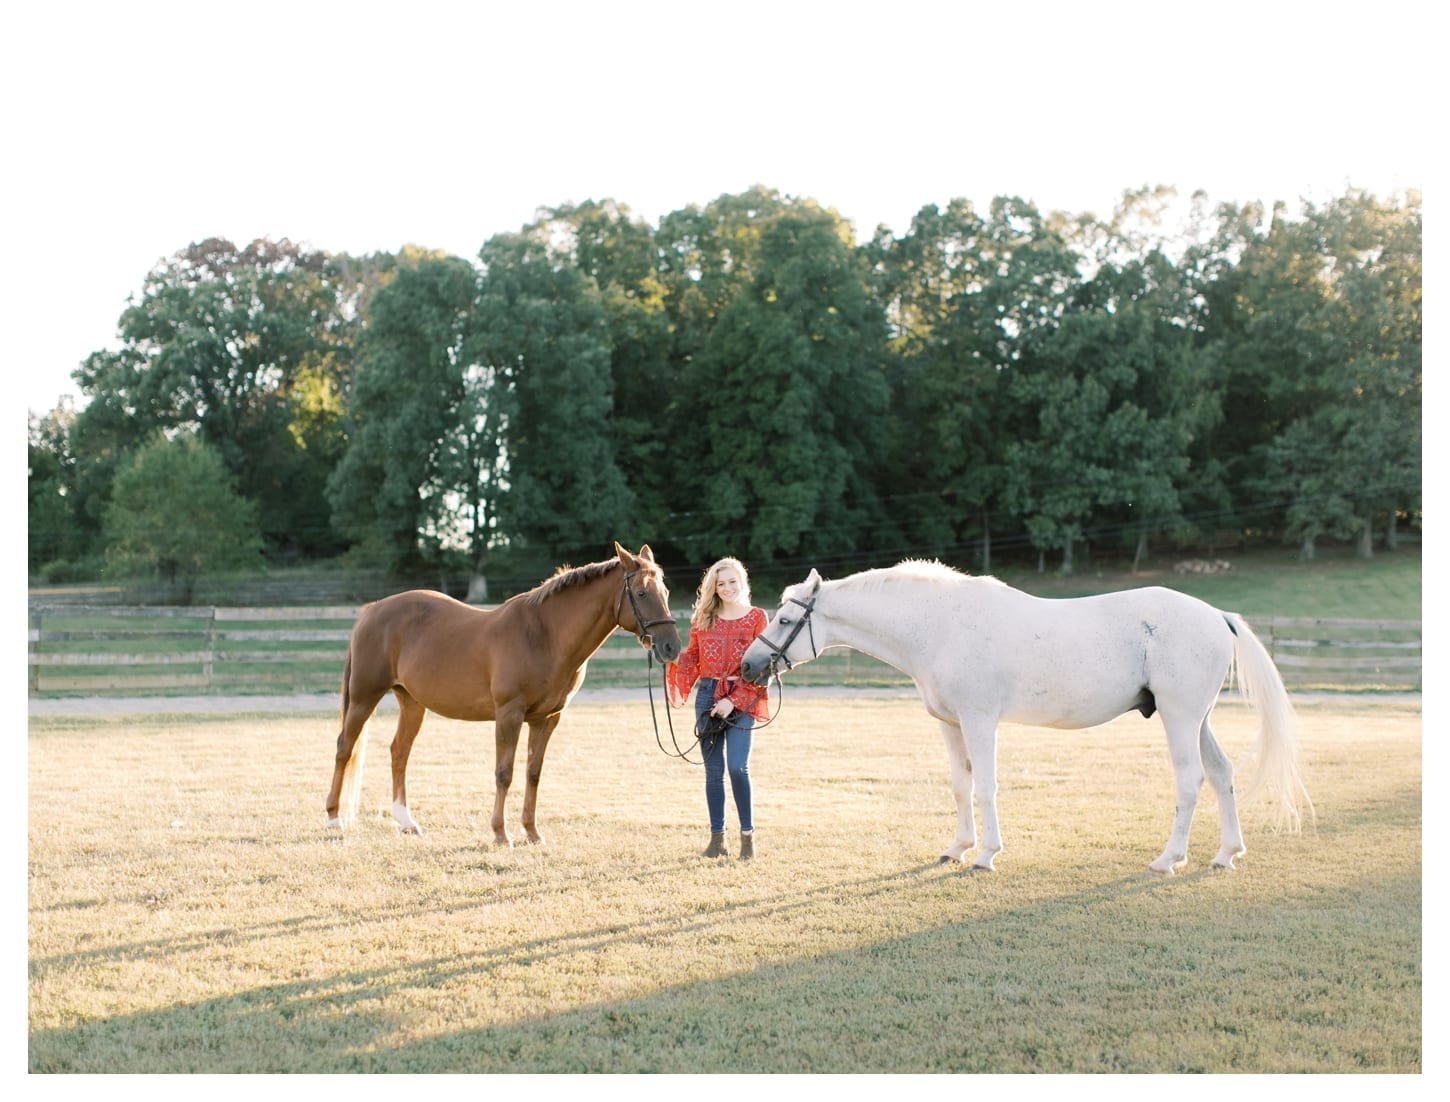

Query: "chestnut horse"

xmin=325 ymin=542 xmax=680 ymax=844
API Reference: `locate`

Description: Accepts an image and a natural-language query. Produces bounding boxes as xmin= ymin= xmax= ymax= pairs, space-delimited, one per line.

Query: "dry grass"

xmin=27 ymin=693 xmax=1420 ymax=1073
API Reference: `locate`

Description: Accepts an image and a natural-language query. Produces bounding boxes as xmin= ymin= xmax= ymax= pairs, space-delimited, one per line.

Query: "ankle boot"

xmin=701 ymin=832 xmax=727 ymax=858
xmin=738 ymin=831 xmax=754 ymax=860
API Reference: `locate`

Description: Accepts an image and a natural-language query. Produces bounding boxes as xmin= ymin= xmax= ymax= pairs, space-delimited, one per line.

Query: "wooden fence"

xmin=26 ymin=606 xmax=1422 ymax=698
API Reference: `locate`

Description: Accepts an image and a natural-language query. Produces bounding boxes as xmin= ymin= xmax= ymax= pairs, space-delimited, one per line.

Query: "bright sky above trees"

xmin=9 ymin=1 xmax=1426 ymax=420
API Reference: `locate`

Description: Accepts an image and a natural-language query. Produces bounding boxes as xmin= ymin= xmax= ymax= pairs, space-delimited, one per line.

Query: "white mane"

xmin=782 ymin=560 xmax=1002 ymax=603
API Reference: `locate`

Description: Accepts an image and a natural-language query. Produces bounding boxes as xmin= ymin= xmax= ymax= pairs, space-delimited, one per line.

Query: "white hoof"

xmin=391 ymin=802 xmax=423 ymax=834
xmin=325 ymin=817 xmax=343 ymax=830
xmin=1210 ymin=844 xmax=1245 ymax=870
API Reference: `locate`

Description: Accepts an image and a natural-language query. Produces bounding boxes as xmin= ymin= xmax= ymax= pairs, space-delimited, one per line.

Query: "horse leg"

xmin=490 ymin=703 xmax=526 ymax=846
xmin=959 ymin=717 xmax=1002 ymax=871
xmin=519 ymin=714 xmax=562 ymax=845
xmin=325 ymin=688 xmax=385 ymax=828
xmin=1200 ymin=718 xmax=1246 ymax=870
xmin=937 ymin=720 xmax=978 ymax=864
xmin=388 ymin=690 xmax=428 ymax=834
xmin=1149 ymin=708 xmax=1208 ymax=875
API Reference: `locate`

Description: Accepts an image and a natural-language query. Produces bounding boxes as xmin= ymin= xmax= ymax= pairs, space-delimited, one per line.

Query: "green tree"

xmin=28 ymin=404 xmax=85 ymax=575
xmin=326 ymin=250 xmax=482 ymax=573
xmin=655 ymin=185 xmax=793 ymax=369
xmin=104 ymin=434 xmax=263 ymax=602
xmin=536 ymin=201 xmax=677 ymax=536
xmin=1067 ymin=194 xmax=1222 ymax=567
xmin=675 ymin=205 xmax=889 ymax=561
xmin=870 ymin=196 xmax=1086 ymax=568
xmin=72 ymin=238 xmax=354 ymax=558
xmin=1220 ymin=191 xmax=1421 ymax=558
xmin=473 ymin=228 xmax=634 ymax=567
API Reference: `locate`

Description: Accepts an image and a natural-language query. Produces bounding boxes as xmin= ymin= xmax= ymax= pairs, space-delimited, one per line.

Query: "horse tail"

xmin=337 ymin=643 xmax=369 ymax=828
xmin=1223 ymin=612 xmax=1314 ymax=833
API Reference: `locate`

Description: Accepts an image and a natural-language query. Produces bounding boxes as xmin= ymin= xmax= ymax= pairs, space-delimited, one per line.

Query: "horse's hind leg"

xmin=519 ymin=714 xmax=562 ymax=845
xmin=937 ymin=720 xmax=978 ymax=864
xmin=1200 ymin=718 xmax=1246 ymax=869
xmin=1149 ymin=708 xmax=1208 ymax=875
xmin=326 ymin=689 xmax=385 ymax=828
xmin=388 ymin=690 xmax=428 ymax=834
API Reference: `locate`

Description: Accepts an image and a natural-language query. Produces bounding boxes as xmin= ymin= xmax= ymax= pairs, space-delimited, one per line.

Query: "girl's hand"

xmin=711 ymin=699 xmax=735 ymax=718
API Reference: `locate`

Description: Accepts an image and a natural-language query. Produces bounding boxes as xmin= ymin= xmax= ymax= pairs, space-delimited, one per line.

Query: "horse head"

xmin=740 ymin=568 xmax=823 ymax=683
xmin=613 ymin=541 xmax=682 ymax=663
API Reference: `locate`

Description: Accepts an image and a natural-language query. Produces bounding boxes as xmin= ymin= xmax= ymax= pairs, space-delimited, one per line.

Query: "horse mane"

xmin=521 ymin=558 xmax=622 ymax=607
xmin=812 ymin=559 xmax=1003 ymax=599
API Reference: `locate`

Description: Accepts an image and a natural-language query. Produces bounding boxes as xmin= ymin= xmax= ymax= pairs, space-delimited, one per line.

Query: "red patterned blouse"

xmin=665 ymin=607 xmax=770 ymax=721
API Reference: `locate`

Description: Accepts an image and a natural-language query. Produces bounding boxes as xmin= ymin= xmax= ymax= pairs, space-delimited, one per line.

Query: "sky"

xmin=7 ymin=0 xmax=1431 ymax=421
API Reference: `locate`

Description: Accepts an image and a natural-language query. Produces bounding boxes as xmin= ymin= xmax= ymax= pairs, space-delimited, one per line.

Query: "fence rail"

xmin=26 ymin=606 xmax=1422 ymax=698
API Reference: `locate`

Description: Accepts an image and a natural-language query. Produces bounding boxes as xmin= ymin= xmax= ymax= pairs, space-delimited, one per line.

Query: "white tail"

xmin=338 ymin=720 xmax=370 ymax=828
xmin=1225 ymin=612 xmax=1314 ymax=832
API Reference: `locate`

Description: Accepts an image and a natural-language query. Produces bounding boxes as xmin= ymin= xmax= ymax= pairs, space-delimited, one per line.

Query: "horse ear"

xmin=613 ymin=540 xmax=633 ymax=564
xmin=637 ymin=544 xmax=655 ymax=562
xmin=806 ymin=568 xmax=823 ymax=590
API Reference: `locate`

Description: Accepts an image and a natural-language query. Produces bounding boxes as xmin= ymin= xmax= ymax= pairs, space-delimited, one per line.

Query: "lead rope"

xmin=645 ymin=650 xmax=785 ymax=765
xmin=646 ymin=649 xmax=701 ymax=763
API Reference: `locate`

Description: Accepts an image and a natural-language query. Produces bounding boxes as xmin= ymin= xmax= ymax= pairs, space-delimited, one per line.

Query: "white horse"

xmin=739 ymin=562 xmax=1311 ymax=874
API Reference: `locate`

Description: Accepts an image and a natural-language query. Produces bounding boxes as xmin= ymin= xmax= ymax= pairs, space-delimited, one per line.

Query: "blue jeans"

xmin=695 ymin=678 xmax=754 ymax=833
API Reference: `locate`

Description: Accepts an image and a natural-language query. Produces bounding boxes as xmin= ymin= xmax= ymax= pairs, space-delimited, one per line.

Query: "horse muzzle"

xmin=740 ymin=649 xmax=771 ymax=685
xmin=648 ymin=629 xmax=681 ymax=664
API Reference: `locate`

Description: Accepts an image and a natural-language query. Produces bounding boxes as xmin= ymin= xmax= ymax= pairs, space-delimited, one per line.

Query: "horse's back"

xmin=937 ymin=581 xmax=1232 ymax=726
xmin=349 ymin=590 xmax=500 ymax=691
xmin=353 ymin=589 xmax=489 ymax=646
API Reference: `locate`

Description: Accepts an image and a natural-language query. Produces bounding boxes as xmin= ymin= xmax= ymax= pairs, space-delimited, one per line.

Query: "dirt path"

xmin=27 ymin=685 xmax=923 ymax=717
xmin=29 ymin=687 xmax=1413 ymax=718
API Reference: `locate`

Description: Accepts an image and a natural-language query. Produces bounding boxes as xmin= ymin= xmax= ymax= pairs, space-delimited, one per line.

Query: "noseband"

xmin=754 ymin=591 xmax=819 ymax=672
xmin=618 ymin=567 xmax=676 ymax=646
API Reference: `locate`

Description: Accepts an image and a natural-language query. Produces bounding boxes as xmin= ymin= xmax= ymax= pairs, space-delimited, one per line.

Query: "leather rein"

xmin=640 ymin=607 xmax=788 ymax=765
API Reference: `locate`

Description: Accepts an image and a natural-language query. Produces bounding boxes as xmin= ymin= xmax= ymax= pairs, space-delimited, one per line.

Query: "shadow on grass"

xmin=29 ymin=854 xmax=1421 ymax=1074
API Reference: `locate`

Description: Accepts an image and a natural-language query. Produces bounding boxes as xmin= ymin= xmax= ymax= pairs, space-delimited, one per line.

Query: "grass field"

xmin=27 ymin=693 xmax=1421 ymax=1073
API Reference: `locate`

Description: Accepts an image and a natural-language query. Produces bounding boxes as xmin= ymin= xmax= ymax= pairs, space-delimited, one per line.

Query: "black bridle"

xmin=750 ymin=586 xmax=820 ymax=675
xmin=617 ymin=566 xmax=677 ymax=649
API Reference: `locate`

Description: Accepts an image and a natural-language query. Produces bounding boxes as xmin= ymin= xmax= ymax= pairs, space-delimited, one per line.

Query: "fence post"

xmin=204 ymin=607 xmax=217 ymax=689
xmin=29 ymin=609 xmax=42 ymax=695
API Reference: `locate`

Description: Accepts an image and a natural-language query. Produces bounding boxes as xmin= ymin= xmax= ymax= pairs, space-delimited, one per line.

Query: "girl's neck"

xmin=715 ymin=600 xmax=752 ymax=621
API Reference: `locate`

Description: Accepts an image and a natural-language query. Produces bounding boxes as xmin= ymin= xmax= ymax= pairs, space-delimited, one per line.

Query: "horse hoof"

xmin=325 ymin=817 xmax=343 ymax=830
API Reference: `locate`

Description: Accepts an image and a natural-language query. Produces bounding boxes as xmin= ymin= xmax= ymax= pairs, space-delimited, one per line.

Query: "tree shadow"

xmin=32 ymin=859 xmax=1330 ymax=1073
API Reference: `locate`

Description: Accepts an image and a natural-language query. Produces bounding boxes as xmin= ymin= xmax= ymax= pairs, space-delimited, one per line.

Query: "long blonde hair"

xmin=691 ymin=557 xmax=751 ymax=631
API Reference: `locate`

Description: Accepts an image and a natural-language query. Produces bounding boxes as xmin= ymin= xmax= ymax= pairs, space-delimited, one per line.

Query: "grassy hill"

xmin=980 ymin=544 xmax=1421 ymax=622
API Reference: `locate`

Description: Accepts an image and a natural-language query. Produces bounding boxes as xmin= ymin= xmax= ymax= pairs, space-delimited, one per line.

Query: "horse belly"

xmin=1005 ymin=690 xmax=1145 ymax=730
xmin=994 ymin=644 xmax=1150 ymax=730
xmin=394 ymin=651 xmax=498 ymax=721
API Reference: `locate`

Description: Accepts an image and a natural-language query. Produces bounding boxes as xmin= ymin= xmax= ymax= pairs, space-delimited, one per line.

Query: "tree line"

xmin=26 ymin=184 xmax=1422 ymax=599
